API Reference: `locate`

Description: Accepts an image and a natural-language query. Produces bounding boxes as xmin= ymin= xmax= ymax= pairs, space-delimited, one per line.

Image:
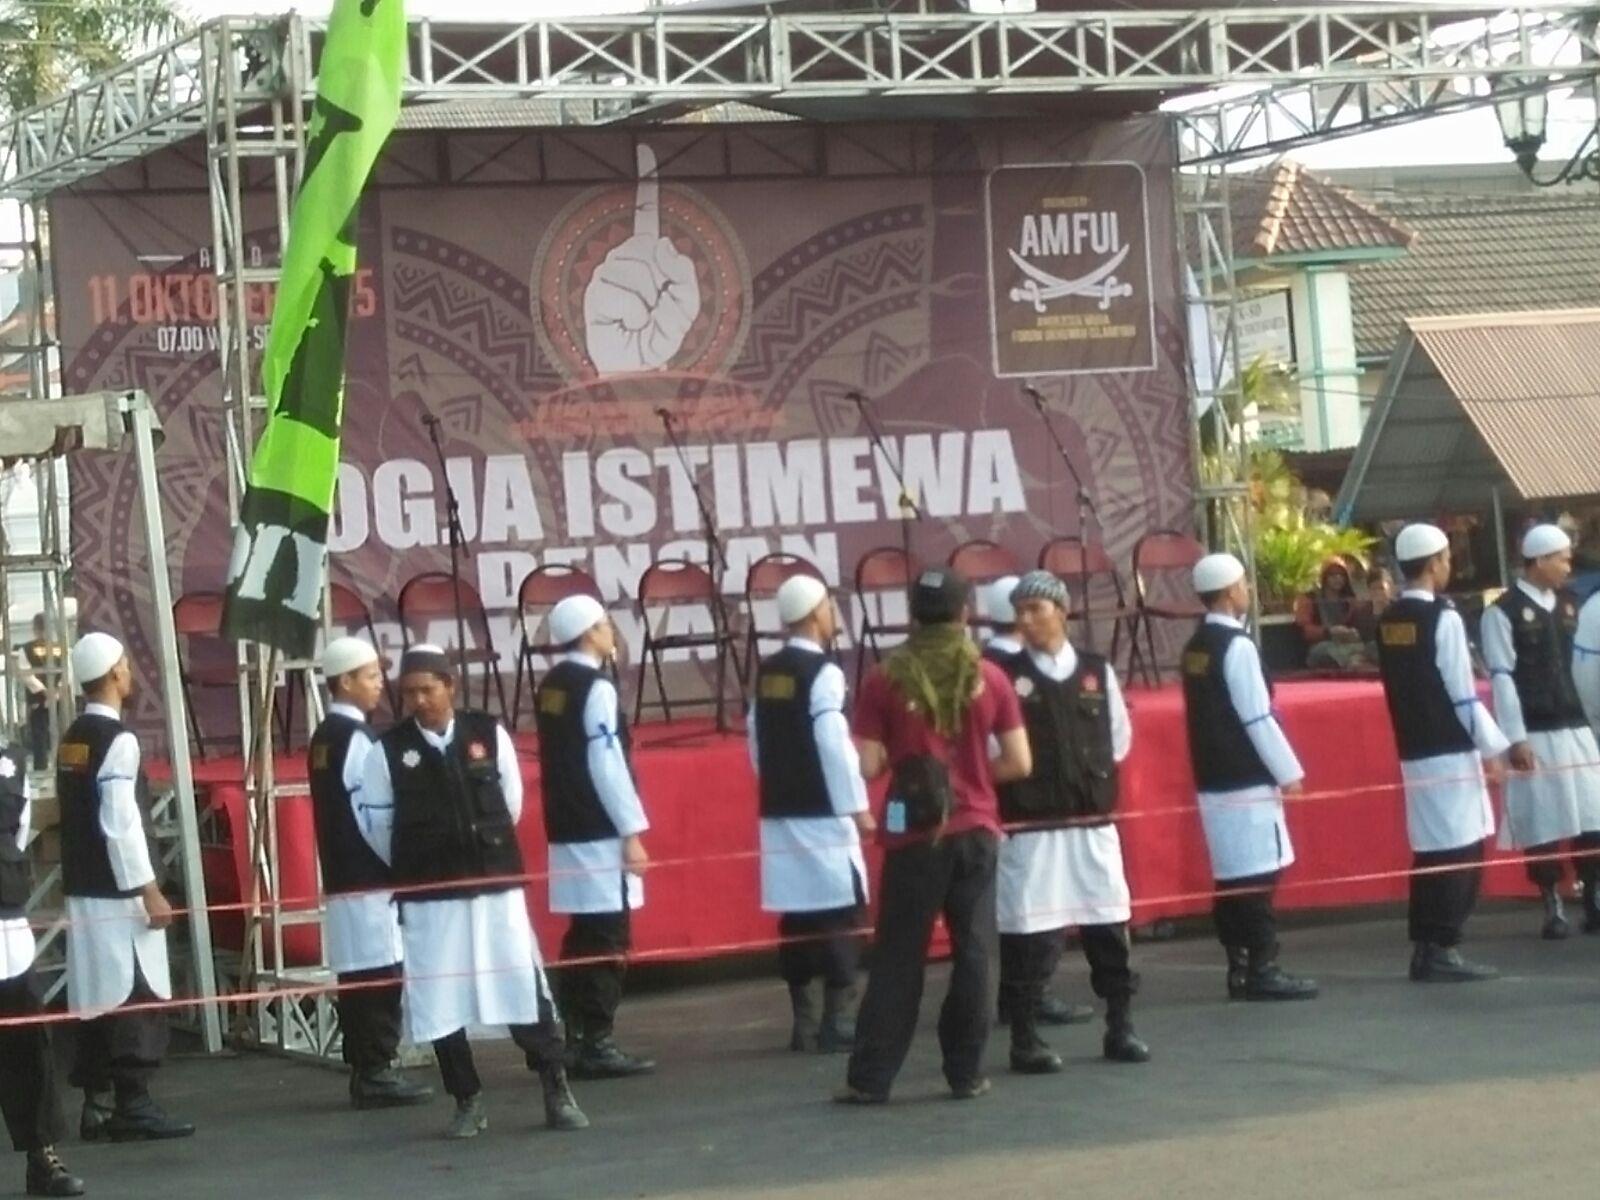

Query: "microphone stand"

xmin=422 ymin=413 xmax=473 ymax=695
xmin=1025 ymin=383 xmax=1101 ymax=653
xmin=656 ymin=408 xmax=735 ymax=733
xmin=850 ymin=390 xmax=922 ymax=604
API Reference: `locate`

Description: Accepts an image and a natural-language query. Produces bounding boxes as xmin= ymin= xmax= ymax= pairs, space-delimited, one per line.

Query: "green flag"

xmin=222 ymin=0 xmax=405 ymax=656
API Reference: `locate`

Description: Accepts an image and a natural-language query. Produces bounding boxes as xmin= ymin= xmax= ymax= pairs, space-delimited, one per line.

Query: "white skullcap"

xmin=549 ymin=595 xmax=606 ymax=646
xmin=982 ymin=575 xmax=1020 ymax=625
xmin=322 ymin=636 xmax=378 ymax=680
xmin=1521 ymin=523 xmax=1571 ymax=559
xmin=1395 ymin=523 xmax=1449 ymax=563
xmin=71 ymin=632 xmax=124 ymax=689
xmin=777 ymin=575 xmax=828 ymax=625
xmin=1191 ymin=553 xmax=1246 ymax=594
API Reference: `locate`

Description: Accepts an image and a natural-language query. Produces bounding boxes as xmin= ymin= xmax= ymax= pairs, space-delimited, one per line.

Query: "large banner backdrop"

xmin=51 ymin=115 xmax=1191 ymax=750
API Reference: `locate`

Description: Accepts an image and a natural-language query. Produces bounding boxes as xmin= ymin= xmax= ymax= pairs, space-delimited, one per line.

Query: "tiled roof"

xmin=1231 ymin=160 xmax=1414 ymax=262
xmin=1348 ymin=191 xmax=1600 ymax=360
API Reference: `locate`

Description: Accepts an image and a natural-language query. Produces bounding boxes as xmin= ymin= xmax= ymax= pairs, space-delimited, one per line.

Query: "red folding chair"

xmin=950 ymin=539 xmax=1023 ymax=635
xmin=1130 ymin=530 xmax=1208 ymax=685
xmin=327 ymin=580 xmax=396 ymax=717
xmin=511 ymin=564 xmax=604 ymax=730
xmin=397 ymin=572 xmax=509 ymax=720
xmin=1038 ymin=537 xmax=1145 ymax=679
xmin=173 ymin=592 xmax=292 ymax=758
xmin=853 ymin=547 xmax=915 ymax=690
xmin=743 ymin=553 xmax=826 ymax=678
xmin=633 ymin=559 xmax=741 ymax=726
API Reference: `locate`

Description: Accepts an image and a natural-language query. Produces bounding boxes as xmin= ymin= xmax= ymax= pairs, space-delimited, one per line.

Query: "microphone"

xmin=846 ymin=389 xmax=866 ymax=406
xmin=654 ymin=406 xmax=674 ymax=427
xmin=1021 ymin=382 xmax=1045 ymax=411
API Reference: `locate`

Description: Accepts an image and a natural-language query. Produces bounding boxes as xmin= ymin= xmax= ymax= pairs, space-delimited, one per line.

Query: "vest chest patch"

xmin=58 ymin=742 xmax=90 ymax=770
xmin=0 ymin=757 xmax=16 ymax=780
xmin=1523 ymin=608 xmax=1537 ymax=624
xmin=466 ymin=740 xmax=490 ymax=762
xmin=400 ymin=748 xmax=422 ymax=769
xmin=1381 ymin=622 xmax=1418 ymax=647
xmin=1080 ymin=673 xmax=1100 ymax=695
xmin=759 ymin=673 xmax=797 ymax=701
xmin=1013 ymin=676 xmax=1035 ymax=699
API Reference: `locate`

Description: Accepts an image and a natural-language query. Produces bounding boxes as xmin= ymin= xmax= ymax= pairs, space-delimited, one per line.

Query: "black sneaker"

xmin=25 ymin=1147 xmax=84 ymax=1198
xmin=1409 ymin=944 xmax=1499 ymax=983
xmin=1008 ymin=1042 xmax=1064 ymax=1075
xmin=1244 ymin=962 xmax=1319 ymax=1001
xmin=104 ymin=1096 xmax=195 ymax=1142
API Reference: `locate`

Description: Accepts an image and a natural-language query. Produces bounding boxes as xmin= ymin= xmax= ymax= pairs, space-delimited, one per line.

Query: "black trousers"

xmin=0 ymin=970 xmax=64 ymax=1153
xmin=1409 ymin=839 xmax=1484 ymax=947
xmin=846 ymin=831 xmax=998 ymax=1097
xmin=998 ymin=924 xmax=1138 ymax=1016
xmin=431 ymin=985 xmax=565 ymax=1101
xmin=558 ymin=908 xmax=631 ymax=1042
xmin=337 ymin=963 xmax=403 ymax=1076
xmin=26 ymin=700 xmax=48 ymax=771
xmin=1525 ymin=832 xmax=1600 ymax=888
xmin=1213 ymin=870 xmax=1280 ymax=956
xmin=69 ymin=968 xmax=168 ymax=1101
xmin=778 ymin=906 xmax=863 ymax=990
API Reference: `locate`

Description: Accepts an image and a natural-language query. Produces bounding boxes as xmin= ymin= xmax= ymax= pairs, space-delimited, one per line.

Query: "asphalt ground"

xmin=29 ymin=902 xmax=1600 ymax=1200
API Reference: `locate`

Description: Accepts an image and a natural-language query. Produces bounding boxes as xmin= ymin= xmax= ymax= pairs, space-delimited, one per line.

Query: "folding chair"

xmin=853 ymin=547 xmax=915 ymax=690
xmin=633 ymin=559 xmax=741 ymax=727
xmin=742 ymin=552 xmax=826 ymax=678
xmin=511 ymin=564 xmax=604 ymax=730
xmin=173 ymin=592 xmax=292 ymax=758
xmin=1037 ymin=537 xmax=1145 ymax=678
xmin=397 ymin=572 xmax=510 ymax=720
xmin=949 ymin=539 xmax=1023 ymax=636
xmin=1130 ymin=530 xmax=1208 ymax=686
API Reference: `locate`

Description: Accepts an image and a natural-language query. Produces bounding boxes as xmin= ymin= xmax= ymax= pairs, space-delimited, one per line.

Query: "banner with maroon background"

xmin=50 ymin=115 xmax=1191 ymax=753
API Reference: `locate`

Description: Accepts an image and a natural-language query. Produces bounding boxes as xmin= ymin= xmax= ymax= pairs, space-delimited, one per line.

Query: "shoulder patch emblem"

xmin=1182 ymin=650 xmax=1210 ymax=676
xmin=310 ymin=745 xmax=329 ymax=771
xmin=538 ymin=688 xmax=567 ymax=716
xmin=758 ymin=673 xmax=797 ymax=701
xmin=58 ymin=742 xmax=89 ymax=769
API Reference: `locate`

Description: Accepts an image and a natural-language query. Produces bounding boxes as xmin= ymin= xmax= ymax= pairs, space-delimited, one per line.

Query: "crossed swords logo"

xmin=1007 ymin=243 xmax=1134 ymax=314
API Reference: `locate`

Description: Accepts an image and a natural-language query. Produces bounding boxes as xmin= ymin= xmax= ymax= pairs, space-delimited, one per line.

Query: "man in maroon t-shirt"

xmin=837 ymin=568 xmax=1031 ymax=1104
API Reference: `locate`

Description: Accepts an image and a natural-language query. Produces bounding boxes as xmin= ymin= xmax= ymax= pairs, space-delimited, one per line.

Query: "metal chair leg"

xmin=632 ymin=629 xmax=651 ymax=725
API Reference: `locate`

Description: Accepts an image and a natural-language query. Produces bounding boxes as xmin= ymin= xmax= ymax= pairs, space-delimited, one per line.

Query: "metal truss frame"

xmin=6 ymin=6 xmax=1600 ymax=198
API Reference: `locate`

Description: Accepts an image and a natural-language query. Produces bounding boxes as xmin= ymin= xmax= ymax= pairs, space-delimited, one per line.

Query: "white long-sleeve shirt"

xmin=546 ymin=653 xmax=649 ymax=914
xmin=1576 ymin=591 xmax=1600 ymax=732
xmin=1480 ymin=578 xmax=1555 ymax=745
xmin=1 ymin=770 xmax=35 ymax=981
xmin=1210 ymin=613 xmax=1304 ymax=787
xmin=358 ymin=715 xmax=523 ymax=868
xmin=749 ymin=638 xmax=870 ymax=913
xmin=1390 ymin=588 xmax=1507 ymax=852
xmin=65 ymin=701 xmax=172 ymax=1013
xmin=319 ymin=701 xmax=403 ymax=974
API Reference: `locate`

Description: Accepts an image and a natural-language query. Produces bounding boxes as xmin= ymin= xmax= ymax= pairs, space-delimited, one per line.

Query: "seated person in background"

xmin=1352 ymin=565 xmax=1395 ymax=648
xmin=1295 ymin=560 xmax=1365 ymax=670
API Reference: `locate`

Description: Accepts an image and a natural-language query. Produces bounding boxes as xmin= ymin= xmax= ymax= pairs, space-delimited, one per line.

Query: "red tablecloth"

xmin=181 ymin=680 xmax=1535 ymax=968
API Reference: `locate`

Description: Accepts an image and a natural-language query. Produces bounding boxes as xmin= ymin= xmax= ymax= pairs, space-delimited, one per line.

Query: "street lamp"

xmin=1493 ymin=76 xmax=1600 ymax=187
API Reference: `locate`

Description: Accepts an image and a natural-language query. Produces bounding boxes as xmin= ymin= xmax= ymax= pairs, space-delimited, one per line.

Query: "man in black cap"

xmin=0 ymin=747 xmax=84 ymax=1195
xmin=358 ymin=645 xmax=586 ymax=1139
xmin=307 ymin=636 xmax=431 ymax=1109
xmin=838 ymin=568 xmax=1031 ymax=1105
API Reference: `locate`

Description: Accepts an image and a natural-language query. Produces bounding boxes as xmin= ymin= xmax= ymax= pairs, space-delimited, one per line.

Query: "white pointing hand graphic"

xmin=583 ymin=144 xmax=702 ymax=375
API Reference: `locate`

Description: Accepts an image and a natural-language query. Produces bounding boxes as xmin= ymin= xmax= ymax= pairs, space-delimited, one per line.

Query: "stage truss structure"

xmin=1 ymin=2 xmax=1596 ymax=1062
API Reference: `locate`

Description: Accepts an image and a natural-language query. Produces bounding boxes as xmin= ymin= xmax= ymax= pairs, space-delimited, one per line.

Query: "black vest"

xmin=537 ymin=660 xmax=633 ymax=844
xmin=754 ymin=645 xmax=833 ymax=820
xmin=385 ymin=710 xmax=523 ymax=901
xmin=1494 ymin=586 xmax=1587 ymax=733
xmin=980 ymin=638 xmax=1023 ymax=667
xmin=308 ymin=712 xmax=393 ymax=895
xmin=993 ymin=648 xmax=1118 ymax=826
xmin=57 ymin=712 xmax=159 ymax=899
xmin=1181 ymin=621 xmax=1276 ymax=792
xmin=0 ymin=746 xmax=31 ymax=917
xmin=1376 ymin=596 xmax=1476 ymax=761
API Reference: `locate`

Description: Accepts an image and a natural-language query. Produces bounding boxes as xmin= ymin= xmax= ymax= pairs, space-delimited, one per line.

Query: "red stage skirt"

xmin=180 ymin=679 xmax=1535 ymax=967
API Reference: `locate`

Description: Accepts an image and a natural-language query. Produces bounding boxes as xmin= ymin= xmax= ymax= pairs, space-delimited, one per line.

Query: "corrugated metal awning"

xmin=1336 ymin=308 xmax=1600 ymax=523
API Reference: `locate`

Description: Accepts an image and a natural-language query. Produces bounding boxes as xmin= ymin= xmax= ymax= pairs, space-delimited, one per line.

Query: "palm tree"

xmin=0 ymin=0 xmax=187 ymax=115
